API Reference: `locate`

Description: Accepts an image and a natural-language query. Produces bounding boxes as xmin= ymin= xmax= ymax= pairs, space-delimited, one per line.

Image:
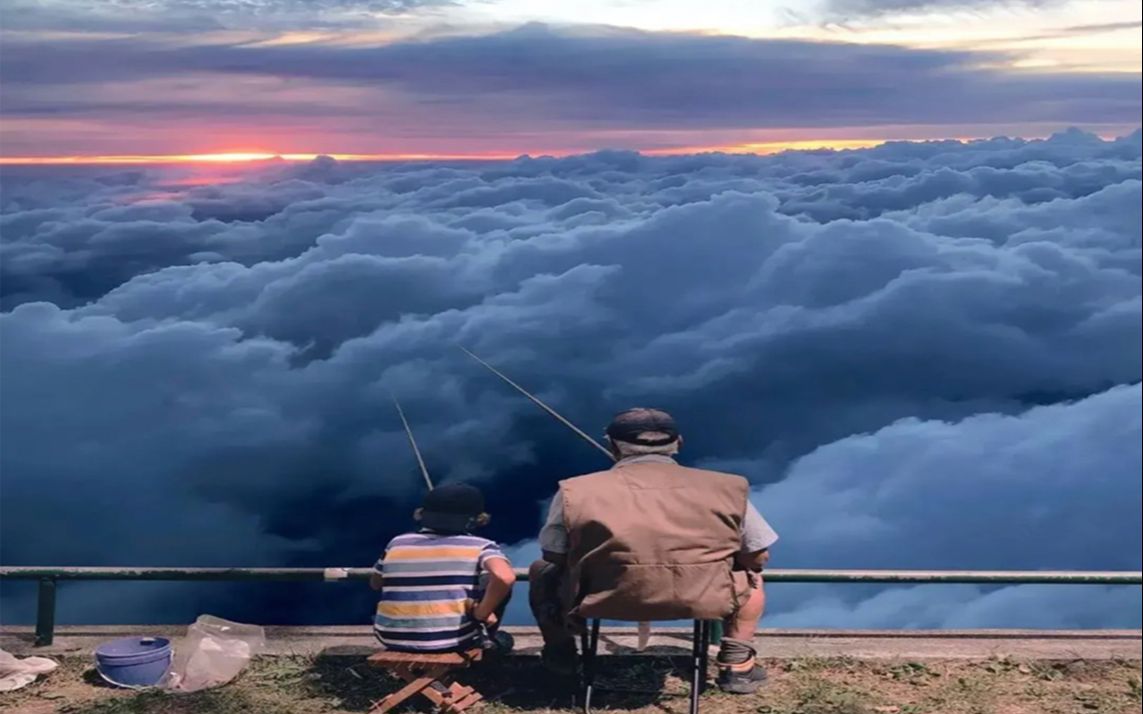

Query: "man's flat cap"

xmin=605 ymin=408 xmax=679 ymax=446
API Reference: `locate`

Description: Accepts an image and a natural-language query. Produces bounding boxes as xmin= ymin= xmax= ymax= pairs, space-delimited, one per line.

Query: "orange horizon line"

xmin=0 ymin=129 xmax=1134 ymax=165
xmin=0 ymin=151 xmax=522 ymax=165
xmin=0 ymin=140 xmax=914 ymax=166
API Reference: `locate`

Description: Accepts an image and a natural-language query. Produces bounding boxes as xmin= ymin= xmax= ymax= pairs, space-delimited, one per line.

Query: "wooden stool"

xmin=368 ymin=648 xmax=485 ymax=714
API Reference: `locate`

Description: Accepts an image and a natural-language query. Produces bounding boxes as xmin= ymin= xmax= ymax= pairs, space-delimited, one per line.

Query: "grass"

xmin=1 ymin=655 xmax=1139 ymax=714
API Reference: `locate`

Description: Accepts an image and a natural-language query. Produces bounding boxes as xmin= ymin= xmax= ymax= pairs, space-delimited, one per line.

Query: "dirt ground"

xmin=1 ymin=655 xmax=1140 ymax=714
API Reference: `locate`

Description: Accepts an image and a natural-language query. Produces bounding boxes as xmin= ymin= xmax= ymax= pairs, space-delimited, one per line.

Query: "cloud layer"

xmin=1 ymin=128 xmax=1140 ymax=627
xmin=741 ymin=382 xmax=1142 ymax=628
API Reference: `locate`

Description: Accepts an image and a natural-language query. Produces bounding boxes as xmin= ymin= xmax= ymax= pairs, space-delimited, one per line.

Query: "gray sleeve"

xmin=538 ymin=491 xmax=569 ymax=554
xmin=741 ymin=501 xmax=779 ymax=552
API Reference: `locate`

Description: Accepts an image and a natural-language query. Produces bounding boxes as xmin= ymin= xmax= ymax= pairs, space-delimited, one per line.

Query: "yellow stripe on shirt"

xmin=383 ymin=546 xmax=485 ymax=560
xmin=377 ymin=600 xmax=470 ymax=617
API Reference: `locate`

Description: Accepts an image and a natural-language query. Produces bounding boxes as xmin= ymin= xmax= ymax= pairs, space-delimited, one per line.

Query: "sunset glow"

xmin=0 ymin=139 xmax=1012 ymax=165
xmin=0 ymin=0 xmax=1139 ymax=160
xmin=0 ymin=152 xmax=524 ymax=165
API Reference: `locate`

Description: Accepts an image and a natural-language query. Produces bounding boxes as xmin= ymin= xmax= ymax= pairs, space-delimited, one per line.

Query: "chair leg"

xmin=579 ymin=627 xmax=590 ymax=684
xmin=690 ymin=620 xmax=705 ymax=714
xmin=694 ymin=621 xmax=704 ymax=694
xmin=582 ymin=619 xmax=601 ymax=714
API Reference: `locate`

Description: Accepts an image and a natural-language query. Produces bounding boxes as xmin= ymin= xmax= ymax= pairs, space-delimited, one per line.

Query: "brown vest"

xmin=559 ymin=459 xmax=749 ymax=621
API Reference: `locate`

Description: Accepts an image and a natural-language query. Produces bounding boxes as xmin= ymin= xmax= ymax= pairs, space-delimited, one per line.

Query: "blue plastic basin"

xmin=94 ymin=636 xmax=172 ymax=687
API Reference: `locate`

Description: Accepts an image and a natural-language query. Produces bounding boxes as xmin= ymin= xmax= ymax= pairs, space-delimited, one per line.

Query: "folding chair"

xmin=579 ymin=619 xmax=713 ymax=714
xmin=367 ymin=648 xmax=485 ymax=713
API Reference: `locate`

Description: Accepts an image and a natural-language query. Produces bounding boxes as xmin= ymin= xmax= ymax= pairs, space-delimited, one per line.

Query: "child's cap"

xmin=423 ymin=482 xmax=485 ymax=516
xmin=419 ymin=483 xmax=486 ymax=532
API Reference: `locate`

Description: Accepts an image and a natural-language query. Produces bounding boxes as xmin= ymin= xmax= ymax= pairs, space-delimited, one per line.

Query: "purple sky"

xmin=0 ymin=0 xmax=1140 ymax=158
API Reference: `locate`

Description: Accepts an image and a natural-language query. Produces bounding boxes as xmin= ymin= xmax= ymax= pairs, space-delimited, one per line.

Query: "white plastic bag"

xmin=161 ymin=615 xmax=265 ymax=693
xmin=636 ymin=621 xmax=652 ymax=651
xmin=0 ymin=648 xmax=58 ymax=692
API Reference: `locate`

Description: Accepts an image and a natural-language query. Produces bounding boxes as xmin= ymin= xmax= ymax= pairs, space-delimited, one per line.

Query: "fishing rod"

xmin=392 ymin=392 xmax=506 ymax=645
xmin=459 ymin=346 xmax=662 ymax=648
xmin=391 ymin=394 xmax=434 ymax=490
xmin=457 ymin=345 xmax=614 ymax=462
xmin=329 ymin=398 xmax=432 ymax=581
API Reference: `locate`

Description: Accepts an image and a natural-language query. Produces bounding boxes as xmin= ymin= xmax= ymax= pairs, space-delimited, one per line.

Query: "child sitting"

xmin=370 ymin=483 xmax=516 ymax=653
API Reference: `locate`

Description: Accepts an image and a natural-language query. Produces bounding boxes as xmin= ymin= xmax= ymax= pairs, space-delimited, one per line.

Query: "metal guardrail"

xmin=3 ymin=566 xmax=1140 ymax=647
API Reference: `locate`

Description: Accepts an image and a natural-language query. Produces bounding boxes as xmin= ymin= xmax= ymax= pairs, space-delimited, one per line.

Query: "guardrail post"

xmin=35 ymin=577 xmax=57 ymax=647
xmin=709 ymin=619 xmax=723 ymax=645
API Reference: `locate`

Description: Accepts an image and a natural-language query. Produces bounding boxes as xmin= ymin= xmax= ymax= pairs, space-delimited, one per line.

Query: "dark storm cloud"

xmin=0 ymin=0 xmax=454 ymax=33
xmin=0 ymin=0 xmax=226 ymax=32
xmin=823 ymin=0 xmax=1059 ymax=19
xmin=0 ymin=129 xmax=1140 ymax=627
xmin=135 ymin=0 xmax=452 ymax=11
xmin=1 ymin=24 xmax=1139 ymax=134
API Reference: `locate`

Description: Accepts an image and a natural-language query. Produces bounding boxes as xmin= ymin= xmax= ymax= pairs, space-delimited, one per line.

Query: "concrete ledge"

xmin=3 ymin=626 xmax=1140 ymax=660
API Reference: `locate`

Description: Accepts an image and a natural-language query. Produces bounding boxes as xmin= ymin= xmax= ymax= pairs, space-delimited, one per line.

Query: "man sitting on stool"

xmin=529 ymin=408 xmax=778 ymax=694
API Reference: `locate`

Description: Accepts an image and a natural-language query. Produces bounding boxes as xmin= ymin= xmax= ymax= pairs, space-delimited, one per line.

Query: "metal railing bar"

xmin=4 ymin=567 xmax=1138 ymax=647
xmin=2 ymin=567 xmax=1141 ymax=584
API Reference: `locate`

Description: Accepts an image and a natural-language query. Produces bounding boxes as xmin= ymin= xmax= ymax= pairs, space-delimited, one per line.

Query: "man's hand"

xmin=735 ymin=548 xmax=770 ymax=572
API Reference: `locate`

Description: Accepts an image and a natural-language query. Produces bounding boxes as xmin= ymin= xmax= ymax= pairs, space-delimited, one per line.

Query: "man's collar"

xmin=611 ymin=454 xmax=677 ymax=468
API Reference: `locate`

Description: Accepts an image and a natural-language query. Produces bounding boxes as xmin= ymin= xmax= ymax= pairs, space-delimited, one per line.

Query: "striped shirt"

xmin=373 ymin=531 xmax=508 ymax=652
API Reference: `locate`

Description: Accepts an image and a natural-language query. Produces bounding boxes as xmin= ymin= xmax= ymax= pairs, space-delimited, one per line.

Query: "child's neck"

xmin=420 ymin=527 xmax=471 ymax=536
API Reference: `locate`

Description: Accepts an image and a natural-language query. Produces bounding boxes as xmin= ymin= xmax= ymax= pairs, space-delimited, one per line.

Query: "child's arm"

xmin=369 ymin=551 xmax=386 ymax=591
xmin=472 ymin=557 xmax=516 ymax=624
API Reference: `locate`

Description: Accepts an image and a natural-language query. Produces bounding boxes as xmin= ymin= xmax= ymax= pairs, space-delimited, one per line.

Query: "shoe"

xmin=716 ymin=661 xmax=767 ymax=694
xmin=540 ymin=642 xmax=579 ymax=676
xmin=483 ymin=631 xmax=515 ymax=655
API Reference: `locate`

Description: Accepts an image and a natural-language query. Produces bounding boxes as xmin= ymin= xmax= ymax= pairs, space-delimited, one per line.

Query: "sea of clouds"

xmin=1 ymin=128 xmax=1140 ymax=628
